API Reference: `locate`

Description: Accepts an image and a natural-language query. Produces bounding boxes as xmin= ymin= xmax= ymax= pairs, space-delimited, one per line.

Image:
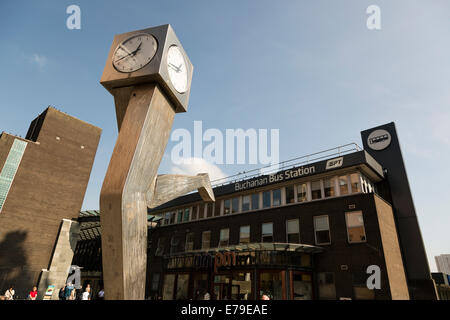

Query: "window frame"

xmin=261 ymin=222 xmax=274 ymax=242
xmin=345 ymin=211 xmax=367 ymax=244
xmin=286 ymin=219 xmax=300 ymax=244
xmin=314 ymin=215 xmax=331 ymax=245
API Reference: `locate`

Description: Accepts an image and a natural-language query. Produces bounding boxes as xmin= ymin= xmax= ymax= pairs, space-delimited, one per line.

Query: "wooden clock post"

xmin=99 ymin=24 xmax=214 ymax=300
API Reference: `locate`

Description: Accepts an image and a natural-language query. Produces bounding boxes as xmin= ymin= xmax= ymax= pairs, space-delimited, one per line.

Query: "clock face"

xmin=167 ymin=45 xmax=188 ymax=93
xmin=112 ymin=33 xmax=158 ymax=73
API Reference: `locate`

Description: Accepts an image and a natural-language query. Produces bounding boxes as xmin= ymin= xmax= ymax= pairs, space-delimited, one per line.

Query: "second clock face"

xmin=112 ymin=33 xmax=158 ymax=73
xmin=167 ymin=45 xmax=188 ymax=93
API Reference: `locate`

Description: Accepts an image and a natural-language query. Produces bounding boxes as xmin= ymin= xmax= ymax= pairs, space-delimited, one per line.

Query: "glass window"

xmin=272 ymin=189 xmax=281 ymax=206
xmin=177 ymin=210 xmax=183 ymax=223
xmin=296 ymin=183 xmax=308 ymax=202
xmin=162 ymin=274 xmax=175 ymax=300
xmin=176 ymin=274 xmax=189 ymax=300
xmin=163 ymin=212 xmax=170 ymax=225
xmin=232 ymin=197 xmax=240 ymax=213
xmin=262 ymin=222 xmax=273 ymax=242
xmin=251 ymin=193 xmax=260 ymax=210
xmin=242 ymin=195 xmax=251 ymax=212
xmin=259 ymin=272 xmax=283 ymax=300
xmin=350 ymin=173 xmax=361 ymax=193
xmin=170 ymin=236 xmax=179 ymax=254
xmin=183 ymin=208 xmax=190 ymax=222
xmin=206 ymin=203 xmax=214 ymax=217
xmin=155 ymin=237 xmax=164 ymax=256
xmin=198 ymin=204 xmax=205 ymax=219
xmin=201 ymin=231 xmax=211 ymax=249
xmin=286 ymin=219 xmax=300 ymax=243
xmin=214 ymin=201 xmax=221 ymax=217
xmin=232 ymin=272 xmax=253 ymax=300
xmin=0 ymin=139 xmax=27 ymax=213
xmin=191 ymin=206 xmax=197 ymax=221
xmin=339 ymin=175 xmax=349 ymax=195
xmin=311 ymin=180 xmax=322 ymax=200
xmin=318 ymin=272 xmax=336 ymax=300
xmin=262 ymin=191 xmax=271 ymax=208
xmin=219 ymin=228 xmax=229 ymax=247
xmin=286 ymin=186 xmax=295 ymax=204
xmin=185 ymin=232 xmax=194 ymax=251
xmin=323 ymin=178 xmax=335 ymax=198
xmin=353 ymin=272 xmax=375 ymax=300
xmin=346 ymin=211 xmax=366 ymax=243
xmin=151 ymin=273 xmax=160 ymax=292
xmin=291 ymin=272 xmax=313 ymax=300
xmin=240 ymin=225 xmax=250 ymax=244
xmin=224 ymin=199 xmax=231 ymax=215
xmin=314 ymin=216 xmax=331 ymax=245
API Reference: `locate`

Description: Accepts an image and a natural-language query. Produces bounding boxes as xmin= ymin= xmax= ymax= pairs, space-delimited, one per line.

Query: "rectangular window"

xmin=177 ymin=210 xmax=183 ymax=223
xmin=170 ymin=236 xmax=178 ymax=254
xmin=296 ymin=183 xmax=308 ymax=202
xmin=151 ymin=273 xmax=160 ymax=292
xmin=314 ymin=215 xmax=331 ymax=245
xmin=350 ymin=173 xmax=362 ymax=193
xmin=311 ymin=180 xmax=322 ymax=200
xmin=242 ymin=195 xmax=251 ymax=212
xmin=164 ymin=212 xmax=170 ymax=225
xmin=318 ymin=272 xmax=336 ymax=300
xmin=183 ymin=208 xmax=190 ymax=222
xmin=323 ymin=178 xmax=336 ymax=198
xmin=206 ymin=203 xmax=214 ymax=218
xmin=346 ymin=211 xmax=367 ymax=243
xmin=285 ymin=185 xmax=295 ymax=204
xmin=0 ymin=139 xmax=27 ymax=213
xmin=201 ymin=231 xmax=211 ymax=249
xmin=339 ymin=175 xmax=349 ymax=195
xmin=262 ymin=222 xmax=273 ymax=242
xmin=162 ymin=274 xmax=175 ymax=300
xmin=214 ymin=201 xmax=221 ymax=217
xmin=286 ymin=219 xmax=300 ymax=243
xmin=224 ymin=199 xmax=231 ymax=215
xmin=240 ymin=225 xmax=251 ymax=244
xmin=219 ymin=228 xmax=229 ymax=247
xmin=155 ymin=237 xmax=164 ymax=256
xmin=191 ymin=206 xmax=198 ymax=221
xmin=198 ymin=204 xmax=205 ymax=219
xmin=232 ymin=197 xmax=240 ymax=213
xmin=251 ymin=193 xmax=260 ymax=210
xmin=185 ymin=232 xmax=194 ymax=251
xmin=272 ymin=189 xmax=281 ymax=206
xmin=262 ymin=191 xmax=271 ymax=208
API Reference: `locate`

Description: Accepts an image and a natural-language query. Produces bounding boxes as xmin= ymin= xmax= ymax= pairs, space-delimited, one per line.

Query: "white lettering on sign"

xmin=326 ymin=157 xmax=343 ymax=170
xmin=234 ymin=166 xmax=315 ymax=191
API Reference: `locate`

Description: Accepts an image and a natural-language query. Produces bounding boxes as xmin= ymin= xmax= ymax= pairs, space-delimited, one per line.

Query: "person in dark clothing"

xmin=58 ymin=285 xmax=66 ymax=300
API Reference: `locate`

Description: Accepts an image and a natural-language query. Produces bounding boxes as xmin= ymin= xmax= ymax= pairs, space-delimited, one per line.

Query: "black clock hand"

xmin=114 ymin=42 xmax=142 ymax=64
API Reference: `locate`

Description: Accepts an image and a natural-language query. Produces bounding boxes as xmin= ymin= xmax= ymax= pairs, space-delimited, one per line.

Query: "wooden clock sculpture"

xmin=100 ymin=24 xmax=215 ymax=300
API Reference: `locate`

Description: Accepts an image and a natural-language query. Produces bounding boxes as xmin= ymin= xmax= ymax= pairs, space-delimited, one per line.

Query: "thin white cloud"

xmin=28 ymin=53 xmax=48 ymax=70
xmin=169 ymin=157 xmax=227 ymax=183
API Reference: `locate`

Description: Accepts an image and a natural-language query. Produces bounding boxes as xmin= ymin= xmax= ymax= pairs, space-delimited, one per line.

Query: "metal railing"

xmin=211 ymin=142 xmax=362 ymax=187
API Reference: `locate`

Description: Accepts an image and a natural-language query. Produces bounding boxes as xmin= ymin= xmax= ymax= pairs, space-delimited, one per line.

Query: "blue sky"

xmin=0 ymin=1 xmax=449 ymax=271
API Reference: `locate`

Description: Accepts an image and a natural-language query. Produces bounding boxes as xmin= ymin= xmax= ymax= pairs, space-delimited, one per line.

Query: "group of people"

xmin=1 ymin=285 xmax=38 ymax=300
xmin=58 ymin=283 xmax=101 ymax=300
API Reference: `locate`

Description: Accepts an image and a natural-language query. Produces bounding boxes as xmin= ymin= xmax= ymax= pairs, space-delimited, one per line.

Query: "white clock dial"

xmin=167 ymin=45 xmax=188 ymax=93
xmin=112 ymin=33 xmax=157 ymax=73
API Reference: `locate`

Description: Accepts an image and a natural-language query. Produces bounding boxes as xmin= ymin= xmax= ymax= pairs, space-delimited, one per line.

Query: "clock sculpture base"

xmin=100 ymin=83 xmax=175 ymax=300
